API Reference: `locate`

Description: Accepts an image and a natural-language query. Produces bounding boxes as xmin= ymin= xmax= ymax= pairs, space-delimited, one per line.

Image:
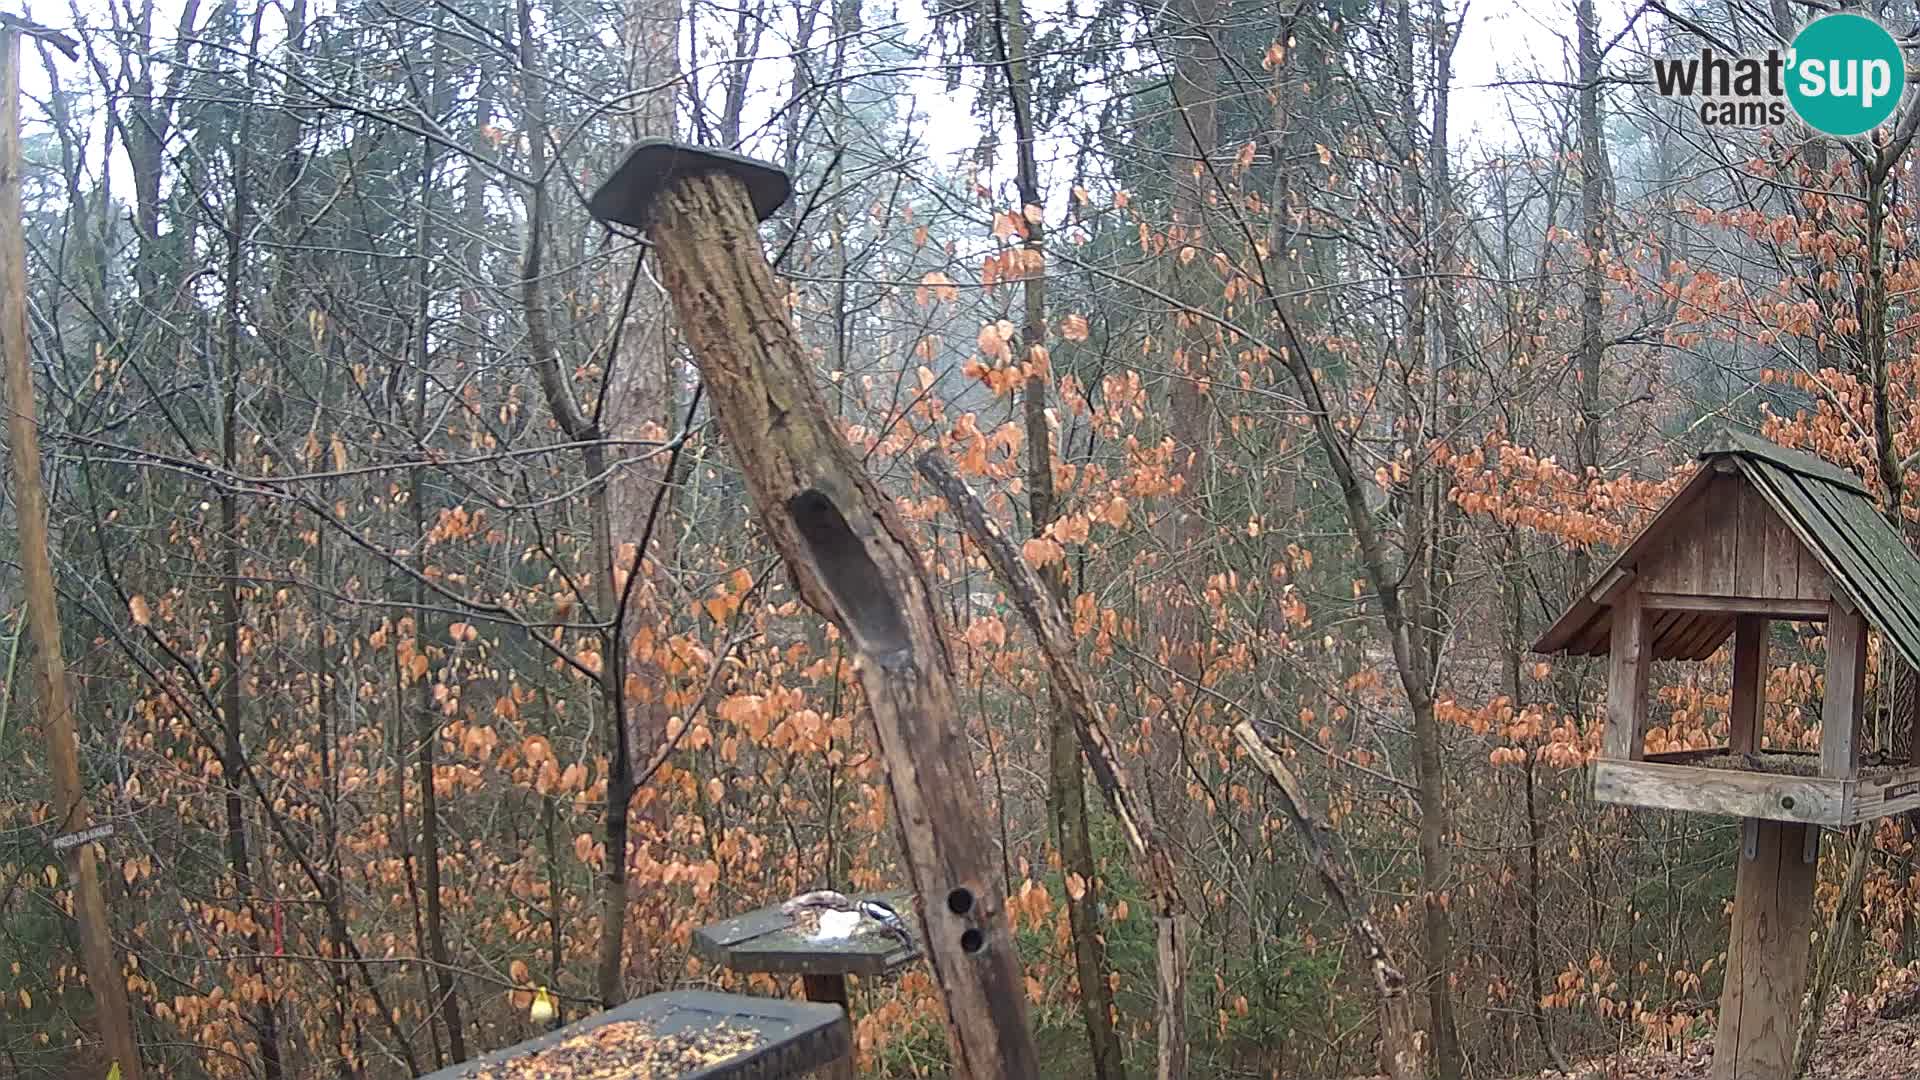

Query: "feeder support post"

xmin=588 ymin=141 xmax=1039 ymax=1077
xmin=1712 ymin=819 xmax=1816 ymax=1080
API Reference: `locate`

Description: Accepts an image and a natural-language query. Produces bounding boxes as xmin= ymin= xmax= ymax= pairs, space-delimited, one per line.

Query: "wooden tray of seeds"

xmin=693 ymin=889 xmax=919 ymax=977
xmin=421 ymin=990 xmax=851 ymax=1080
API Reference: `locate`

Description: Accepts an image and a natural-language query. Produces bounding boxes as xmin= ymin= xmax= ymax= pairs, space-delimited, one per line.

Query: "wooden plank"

xmin=1534 ymin=464 xmax=1717 ymax=654
xmin=1848 ymin=765 xmax=1920 ymax=823
xmin=1657 ymin=609 xmax=1701 ymax=661
xmin=695 ymin=906 xmax=802 ymax=951
xmin=1645 ymin=504 xmax=1702 ymax=594
xmin=1745 ymin=465 xmax=1854 ymax=611
xmin=1670 ymin=611 xmax=1720 ymax=661
xmin=1734 ymin=481 xmax=1772 ymax=597
xmin=1591 ymin=760 xmax=1847 ymax=825
xmin=1764 ymin=501 xmax=1803 ymax=600
xmin=1645 ymin=608 xmax=1691 ymax=659
xmin=1729 ymin=616 xmax=1768 ymax=754
xmin=1708 ymin=429 xmax=1871 ymax=494
xmin=1702 ymin=474 xmax=1739 ymax=595
xmin=1801 ymin=479 xmax=1920 ymax=627
xmin=1588 ymin=566 xmax=1635 ymax=605
xmin=1824 ymin=488 xmax=1920 ymax=667
xmin=1689 ymin=617 xmax=1737 ymax=661
xmin=1822 ymin=600 xmax=1868 ymax=779
xmin=1711 ymin=820 xmax=1817 ymax=1080
xmin=0 ymin=27 xmax=145 ymax=1080
xmin=1571 ymin=613 xmax=1611 ymax=656
xmin=1794 ymin=537 xmax=1830 ymax=601
xmin=1676 ymin=612 xmax=1734 ymax=661
xmin=1637 ymin=468 xmax=1719 ymax=596
xmin=1606 ymin=591 xmax=1651 ymax=760
xmin=1639 ymin=593 xmax=1828 ymax=619
xmin=1787 ymin=472 xmax=1920 ymax=673
xmin=802 ymin=977 xmax=856 ymax=1080
xmin=693 ymin=890 xmax=919 ymax=977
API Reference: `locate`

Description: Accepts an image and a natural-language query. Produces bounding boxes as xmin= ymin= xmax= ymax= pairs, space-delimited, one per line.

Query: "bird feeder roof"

xmin=1533 ymin=429 xmax=1920 ymax=671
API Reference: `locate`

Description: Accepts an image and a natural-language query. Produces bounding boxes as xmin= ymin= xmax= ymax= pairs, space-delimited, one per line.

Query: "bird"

xmin=528 ymin=986 xmax=557 ymax=1026
xmin=858 ymin=898 xmax=915 ymax=948
xmin=781 ymin=890 xmax=864 ymax=941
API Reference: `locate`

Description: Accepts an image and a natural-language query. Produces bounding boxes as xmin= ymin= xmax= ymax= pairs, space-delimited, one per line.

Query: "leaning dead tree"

xmin=917 ymin=452 xmax=1189 ymax=1080
xmin=586 ymin=141 xmax=1039 ymax=1076
xmin=1230 ymin=723 xmax=1421 ymax=1080
xmin=919 ymin=451 xmax=1423 ymax=1080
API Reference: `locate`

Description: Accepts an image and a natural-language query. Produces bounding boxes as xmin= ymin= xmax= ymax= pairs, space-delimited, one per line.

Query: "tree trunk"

xmin=220 ymin=15 xmax=283 ymax=1070
xmin=406 ymin=15 xmax=466 ymax=1058
xmin=631 ymin=164 xmax=1041 ymax=1077
xmin=600 ymin=0 xmax=683 ymax=999
xmin=994 ymin=0 xmax=1126 ymax=1074
xmin=1392 ymin=0 xmax=1461 ymax=1073
xmin=0 ymin=28 xmax=146 ymax=1079
xmin=1231 ymin=722 xmax=1421 ymax=1079
xmin=1573 ymin=0 xmax=1608 ymax=592
xmin=919 ymin=453 xmax=1190 ymax=1080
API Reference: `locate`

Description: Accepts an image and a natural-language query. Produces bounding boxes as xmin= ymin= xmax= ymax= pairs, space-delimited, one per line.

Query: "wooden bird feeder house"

xmin=1535 ymin=430 xmax=1920 ymax=1080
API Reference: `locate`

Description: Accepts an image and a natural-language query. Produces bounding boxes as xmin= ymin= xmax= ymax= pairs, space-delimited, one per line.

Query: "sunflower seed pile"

xmin=467 ymin=1019 xmax=764 ymax=1079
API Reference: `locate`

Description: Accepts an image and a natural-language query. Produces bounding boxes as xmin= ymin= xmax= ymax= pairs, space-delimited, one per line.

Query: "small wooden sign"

xmin=50 ymin=823 xmax=113 ymax=851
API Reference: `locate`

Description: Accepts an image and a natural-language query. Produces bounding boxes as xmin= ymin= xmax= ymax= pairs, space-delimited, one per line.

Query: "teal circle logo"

xmin=1787 ymin=13 xmax=1905 ymax=137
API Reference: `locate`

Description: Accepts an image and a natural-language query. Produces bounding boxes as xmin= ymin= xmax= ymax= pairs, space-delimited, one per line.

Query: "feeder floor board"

xmin=1593 ymin=757 xmax=1920 ymax=825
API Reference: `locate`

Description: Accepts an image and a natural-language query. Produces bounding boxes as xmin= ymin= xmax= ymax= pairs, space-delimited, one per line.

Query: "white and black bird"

xmin=858 ymin=898 xmax=915 ymax=948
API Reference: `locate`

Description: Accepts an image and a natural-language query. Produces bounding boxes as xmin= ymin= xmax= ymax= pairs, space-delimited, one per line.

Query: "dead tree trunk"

xmin=594 ymin=145 xmax=1039 ymax=1078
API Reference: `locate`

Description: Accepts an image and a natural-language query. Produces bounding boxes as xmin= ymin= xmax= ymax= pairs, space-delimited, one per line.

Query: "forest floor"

xmin=1529 ymin=998 xmax=1920 ymax=1079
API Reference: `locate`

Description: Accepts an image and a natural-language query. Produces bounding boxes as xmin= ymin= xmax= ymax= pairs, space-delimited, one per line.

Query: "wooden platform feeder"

xmin=1534 ymin=430 xmax=1920 ymax=1080
xmin=693 ymin=889 xmax=920 ymax=1080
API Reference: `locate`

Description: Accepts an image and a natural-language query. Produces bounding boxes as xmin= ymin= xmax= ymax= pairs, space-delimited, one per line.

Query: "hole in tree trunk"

xmin=788 ymin=489 xmax=910 ymax=660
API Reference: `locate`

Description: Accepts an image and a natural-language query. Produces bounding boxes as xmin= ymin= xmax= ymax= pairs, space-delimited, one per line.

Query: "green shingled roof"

xmin=1533 ymin=429 xmax=1920 ymax=672
xmin=1717 ymin=433 xmax=1920 ymax=673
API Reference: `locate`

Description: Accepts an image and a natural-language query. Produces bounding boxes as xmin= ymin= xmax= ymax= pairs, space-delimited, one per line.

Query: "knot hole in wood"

xmin=788 ymin=488 xmax=911 ymax=662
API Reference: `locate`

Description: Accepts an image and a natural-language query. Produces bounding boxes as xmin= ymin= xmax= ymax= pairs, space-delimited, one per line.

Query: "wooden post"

xmin=1729 ymin=615 xmax=1768 ymax=754
xmin=1822 ymin=598 xmax=1868 ymax=779
xmin=1604 ymin=589 xmax=1651 ymax=760
xmin=589 ymin=141 xmax=1039 ymax=1077
xmin=1712 ymin=820 xmax=1817 ymax=1080
xmin=0 ymin=28 xmax=144 ymax=1080
xmin=800 ymin=975 xmax=854 ymax=1080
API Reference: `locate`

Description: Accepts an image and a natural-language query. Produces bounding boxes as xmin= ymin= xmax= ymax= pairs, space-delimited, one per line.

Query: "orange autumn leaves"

xmin=1020 ymin=496 xmax=1129 ymax=569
